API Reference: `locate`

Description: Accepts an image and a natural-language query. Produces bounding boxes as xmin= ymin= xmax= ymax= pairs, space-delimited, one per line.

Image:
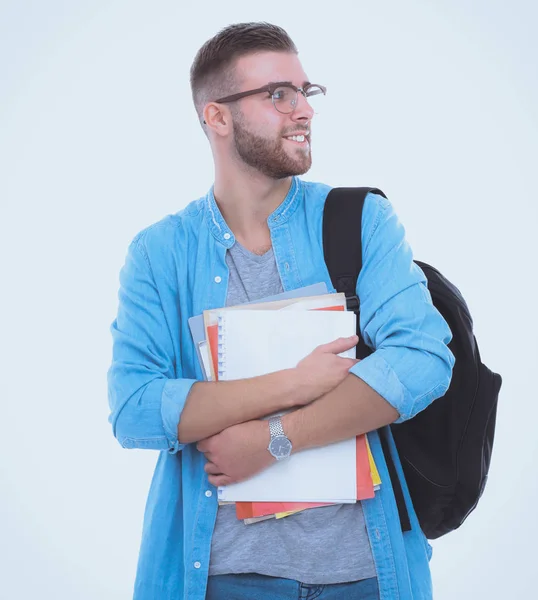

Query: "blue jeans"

xmin=205 ymin=573 xmax=379 ymax=599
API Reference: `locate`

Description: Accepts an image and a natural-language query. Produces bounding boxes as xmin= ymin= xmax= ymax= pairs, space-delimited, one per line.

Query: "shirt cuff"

xmin=161 ymin=378 xmax=198 ymax=453
xmin=349 ymin=352 xmax=413 ymax=423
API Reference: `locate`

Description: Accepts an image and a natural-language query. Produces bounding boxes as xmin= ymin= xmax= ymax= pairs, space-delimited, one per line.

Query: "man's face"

xmin=229 ymin=52 xmax=315 ymax=179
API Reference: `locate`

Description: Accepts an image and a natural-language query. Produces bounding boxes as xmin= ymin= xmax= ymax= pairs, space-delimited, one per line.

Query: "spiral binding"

xmin=217 ymin=315 xmax=226 ymax=380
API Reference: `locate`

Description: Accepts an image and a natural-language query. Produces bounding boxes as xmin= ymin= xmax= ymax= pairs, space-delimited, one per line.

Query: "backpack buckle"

xmin=345 ymin=295 xmax=360 ymax=312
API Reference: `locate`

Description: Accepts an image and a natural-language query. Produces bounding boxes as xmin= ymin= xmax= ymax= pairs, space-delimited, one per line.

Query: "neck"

xmin=213 ymin=162 xmax=293 ymax=243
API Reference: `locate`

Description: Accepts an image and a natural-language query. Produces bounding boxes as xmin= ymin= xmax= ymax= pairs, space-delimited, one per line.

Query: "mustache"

xmin=283 ymin=129 xmax=310 ymax=136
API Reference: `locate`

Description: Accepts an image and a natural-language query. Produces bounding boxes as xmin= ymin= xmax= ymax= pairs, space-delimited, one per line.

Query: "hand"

xmin=295 ymin=335 xmax=360 ymax=403
xmin=196 ymin=420 xmax=274 ymax=488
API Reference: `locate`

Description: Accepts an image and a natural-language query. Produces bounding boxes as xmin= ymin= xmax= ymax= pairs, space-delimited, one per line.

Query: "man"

xmin=107 ymin=22 xmax=454 ymax=600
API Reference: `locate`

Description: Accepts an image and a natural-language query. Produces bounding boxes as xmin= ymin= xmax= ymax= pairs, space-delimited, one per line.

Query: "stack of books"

xmin=188 ymin=283 xmax=381 ymax=524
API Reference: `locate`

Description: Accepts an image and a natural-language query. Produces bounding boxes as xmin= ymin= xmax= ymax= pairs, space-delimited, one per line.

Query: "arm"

xmin=287 ymin=192 xmax=455 ymax=449
xmin=199 ymin=374 xmax=397 ymax=487
xmin=282 ymin=374 xmax=398 ymax=452
xmin=177 ymin=371 xmax=305 ymax=445
xmin=179 ymin=334 xmax=358 ymax=444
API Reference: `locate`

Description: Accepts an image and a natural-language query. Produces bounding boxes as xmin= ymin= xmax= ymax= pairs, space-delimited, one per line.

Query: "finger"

xmin=208 ymin=474 xmax=234 ymax=487
xmin=204 ymin=462 xmax=222 ymax=475
xmin=197 ymin=438 xmax=214 ymax=453
xmin=317 ymin=335 xmax=358 ymax=354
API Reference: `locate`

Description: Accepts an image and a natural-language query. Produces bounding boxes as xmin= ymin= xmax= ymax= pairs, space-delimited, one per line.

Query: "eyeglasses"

xmin=202 ymin=82 xmax=326 ymax=124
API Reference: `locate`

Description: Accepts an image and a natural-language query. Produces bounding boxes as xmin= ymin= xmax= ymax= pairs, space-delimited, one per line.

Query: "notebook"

xmin=216 ymin=309 xmax=357 ymax=380
xmin=204 ymin=292 xmax=347 ymax=381
xmin=205 ymin=293 xmax=348 ymax=382
xmin=188 ymin=282 xmax=329 ymax=381
xmin=216 ymin=308 xmax=358 ymax=503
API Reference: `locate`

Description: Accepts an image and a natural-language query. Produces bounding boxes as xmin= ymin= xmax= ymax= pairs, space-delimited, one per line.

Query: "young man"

xmin=107 ymin=22 xmax=454 ymax=600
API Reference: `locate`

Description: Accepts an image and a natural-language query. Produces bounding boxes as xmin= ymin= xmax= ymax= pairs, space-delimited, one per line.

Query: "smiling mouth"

xmin=284 ymin=133 xmax=310 ymax=146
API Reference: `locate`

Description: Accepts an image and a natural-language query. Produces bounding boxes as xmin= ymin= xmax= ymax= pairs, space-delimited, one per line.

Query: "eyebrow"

xmin=267 ymin=80 xmax=311 ymax=87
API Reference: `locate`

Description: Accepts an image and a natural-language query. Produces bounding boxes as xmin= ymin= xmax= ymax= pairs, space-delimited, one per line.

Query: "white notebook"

xmin=217 ymin=309 xmax=358 ymax=503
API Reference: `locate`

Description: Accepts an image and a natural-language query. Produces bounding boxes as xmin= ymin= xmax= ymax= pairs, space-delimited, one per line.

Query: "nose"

xmin=291 ymin=90 xmax=315 ymax=122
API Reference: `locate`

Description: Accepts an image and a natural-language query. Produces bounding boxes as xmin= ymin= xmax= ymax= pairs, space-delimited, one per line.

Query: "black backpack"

xmin=323 ymin=187 xmax=502 ymax=539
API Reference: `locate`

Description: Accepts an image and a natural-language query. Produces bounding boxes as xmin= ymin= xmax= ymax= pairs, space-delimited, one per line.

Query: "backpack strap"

xmin=322 ymin=187 xmax=412 ymax=533
xmin=322 ymin=187 xmax=385 ymax=359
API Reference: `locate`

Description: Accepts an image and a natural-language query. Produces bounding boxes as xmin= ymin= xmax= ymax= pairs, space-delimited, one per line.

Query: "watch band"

xmin=269 ymin=416 xmax=285 ymax=438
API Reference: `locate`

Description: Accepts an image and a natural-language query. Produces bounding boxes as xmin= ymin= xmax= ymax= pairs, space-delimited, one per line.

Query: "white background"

xmin=1 ymin=1 xmax=536 ymax=598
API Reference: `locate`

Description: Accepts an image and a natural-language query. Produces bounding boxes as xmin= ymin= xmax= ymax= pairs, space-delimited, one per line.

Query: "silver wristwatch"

xmin=267 ymin=416 xmax=293 ymax=460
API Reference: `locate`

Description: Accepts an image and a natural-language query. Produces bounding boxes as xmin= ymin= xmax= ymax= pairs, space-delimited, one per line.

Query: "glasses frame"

xmin=202 ymin=82 xmax=326 ymax=124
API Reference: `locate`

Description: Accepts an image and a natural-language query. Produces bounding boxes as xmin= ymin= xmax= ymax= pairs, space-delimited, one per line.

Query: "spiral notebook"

xmin=216 ymin=309 xmax=356 ymax=380
xmin=188 ymin=282 xmax=329 ymax=382
xmin=216 ymin=309 xmax=359 ymax=503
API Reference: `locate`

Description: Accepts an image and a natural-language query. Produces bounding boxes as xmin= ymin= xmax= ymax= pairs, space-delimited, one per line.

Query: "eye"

xmin=272 ymin=86 xmax=293 ymax=102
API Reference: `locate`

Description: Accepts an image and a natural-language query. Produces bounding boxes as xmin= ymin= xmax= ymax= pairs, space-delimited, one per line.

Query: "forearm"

xmin=282 ymin=373 xmax=399 ymax=452
xmin=178 ymin=368 xmax=310 ymax=444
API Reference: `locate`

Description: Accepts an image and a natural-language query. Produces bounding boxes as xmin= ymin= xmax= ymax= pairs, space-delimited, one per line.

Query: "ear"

xmin=202 ymin=103 xmax=231 ymax=136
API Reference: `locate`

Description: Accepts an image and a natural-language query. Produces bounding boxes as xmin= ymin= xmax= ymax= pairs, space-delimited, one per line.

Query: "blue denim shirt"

xmin=107 ymin=176 xmax=454 ymax=600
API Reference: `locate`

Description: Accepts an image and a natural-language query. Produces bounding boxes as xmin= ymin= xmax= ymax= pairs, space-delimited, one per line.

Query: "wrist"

xmin=284 ymin=368 xmax=315 ymax=408
xmin=260 ymin=419 xmax=272 ymax=453
xmin=280 ymin=409 xmax=306 ymax=454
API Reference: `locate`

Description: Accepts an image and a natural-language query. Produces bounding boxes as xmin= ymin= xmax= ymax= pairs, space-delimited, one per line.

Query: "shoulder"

xmin=129 ymin=195 xmax=206 ymax=262
xmin=301 ymin=178 xmax=390 ymax=212
xmin=362 ymin=191 xmax=394 ymax=252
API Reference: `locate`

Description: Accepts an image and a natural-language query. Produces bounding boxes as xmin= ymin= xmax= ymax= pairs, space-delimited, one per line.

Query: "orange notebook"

xmin=207 ymin=323 xmax=220 ymax=382
xmin=355 ymin=434 xmax=375 ymax=500
xmin=235 ymin=501 xmax=331 ymax=520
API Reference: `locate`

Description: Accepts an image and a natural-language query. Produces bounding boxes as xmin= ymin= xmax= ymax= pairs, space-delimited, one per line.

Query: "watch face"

xmin=269 ymin=436 xmax=292 ymax=459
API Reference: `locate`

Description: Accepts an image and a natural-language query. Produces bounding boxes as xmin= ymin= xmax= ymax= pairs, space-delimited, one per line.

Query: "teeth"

xmin=288 ymin=135 xmax=306 ymax=142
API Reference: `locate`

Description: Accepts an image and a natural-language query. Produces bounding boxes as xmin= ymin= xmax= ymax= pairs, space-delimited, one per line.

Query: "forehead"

xmin=234 ymin=52 xmax=309 ymax=89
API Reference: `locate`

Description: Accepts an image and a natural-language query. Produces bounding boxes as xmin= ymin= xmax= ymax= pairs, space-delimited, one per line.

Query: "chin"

xmin=295 ymin=158 xmax=313 ymax=176
xmin=287 ymin=155 xmax=312 ymax=175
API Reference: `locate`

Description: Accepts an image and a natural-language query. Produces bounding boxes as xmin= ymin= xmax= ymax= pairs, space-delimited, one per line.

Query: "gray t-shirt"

xmin=208 ymin=241 xmax=376 ymax=584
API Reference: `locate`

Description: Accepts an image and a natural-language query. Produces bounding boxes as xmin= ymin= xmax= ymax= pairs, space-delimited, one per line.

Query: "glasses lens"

xmin=272 ymin=86 xmax=297 ymax=114
xmin=272 ymin=85 xmax=325 ymax=114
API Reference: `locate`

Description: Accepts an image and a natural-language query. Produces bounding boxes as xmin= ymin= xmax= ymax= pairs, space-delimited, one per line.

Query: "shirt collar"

xmin=205 ymin=176 xmax=302 ymax=248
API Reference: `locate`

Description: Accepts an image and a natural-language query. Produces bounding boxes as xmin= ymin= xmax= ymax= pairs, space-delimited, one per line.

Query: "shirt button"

xmin=194 ymin=561 xmax=201 ymax=569
xmin=214 ymin=276 xmax=222 ymax=283
xmin=205 ymin=490 xmax=212 ymax=497
xmin=223 ymin=233 xmax=231 ymax=240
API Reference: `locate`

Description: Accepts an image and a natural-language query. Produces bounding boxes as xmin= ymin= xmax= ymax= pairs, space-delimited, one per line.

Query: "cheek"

xmin=254 ymin=108 xmax=287 ymax=136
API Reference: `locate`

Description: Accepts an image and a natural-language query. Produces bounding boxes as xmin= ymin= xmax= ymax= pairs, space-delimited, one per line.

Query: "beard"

xmin=231 ymin=113 xmax=312 ymax=179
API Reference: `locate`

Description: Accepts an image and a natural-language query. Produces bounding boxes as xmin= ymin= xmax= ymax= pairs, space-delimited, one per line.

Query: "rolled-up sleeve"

xmin=107 ymin=235 xmax=197 ymax=453
xmin=349 ymin=193 xmax=455 ymax=423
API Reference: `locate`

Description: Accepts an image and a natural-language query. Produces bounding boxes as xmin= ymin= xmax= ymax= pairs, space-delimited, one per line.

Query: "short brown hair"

xmin=190 ymin=22 xmax=298 ymax=123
